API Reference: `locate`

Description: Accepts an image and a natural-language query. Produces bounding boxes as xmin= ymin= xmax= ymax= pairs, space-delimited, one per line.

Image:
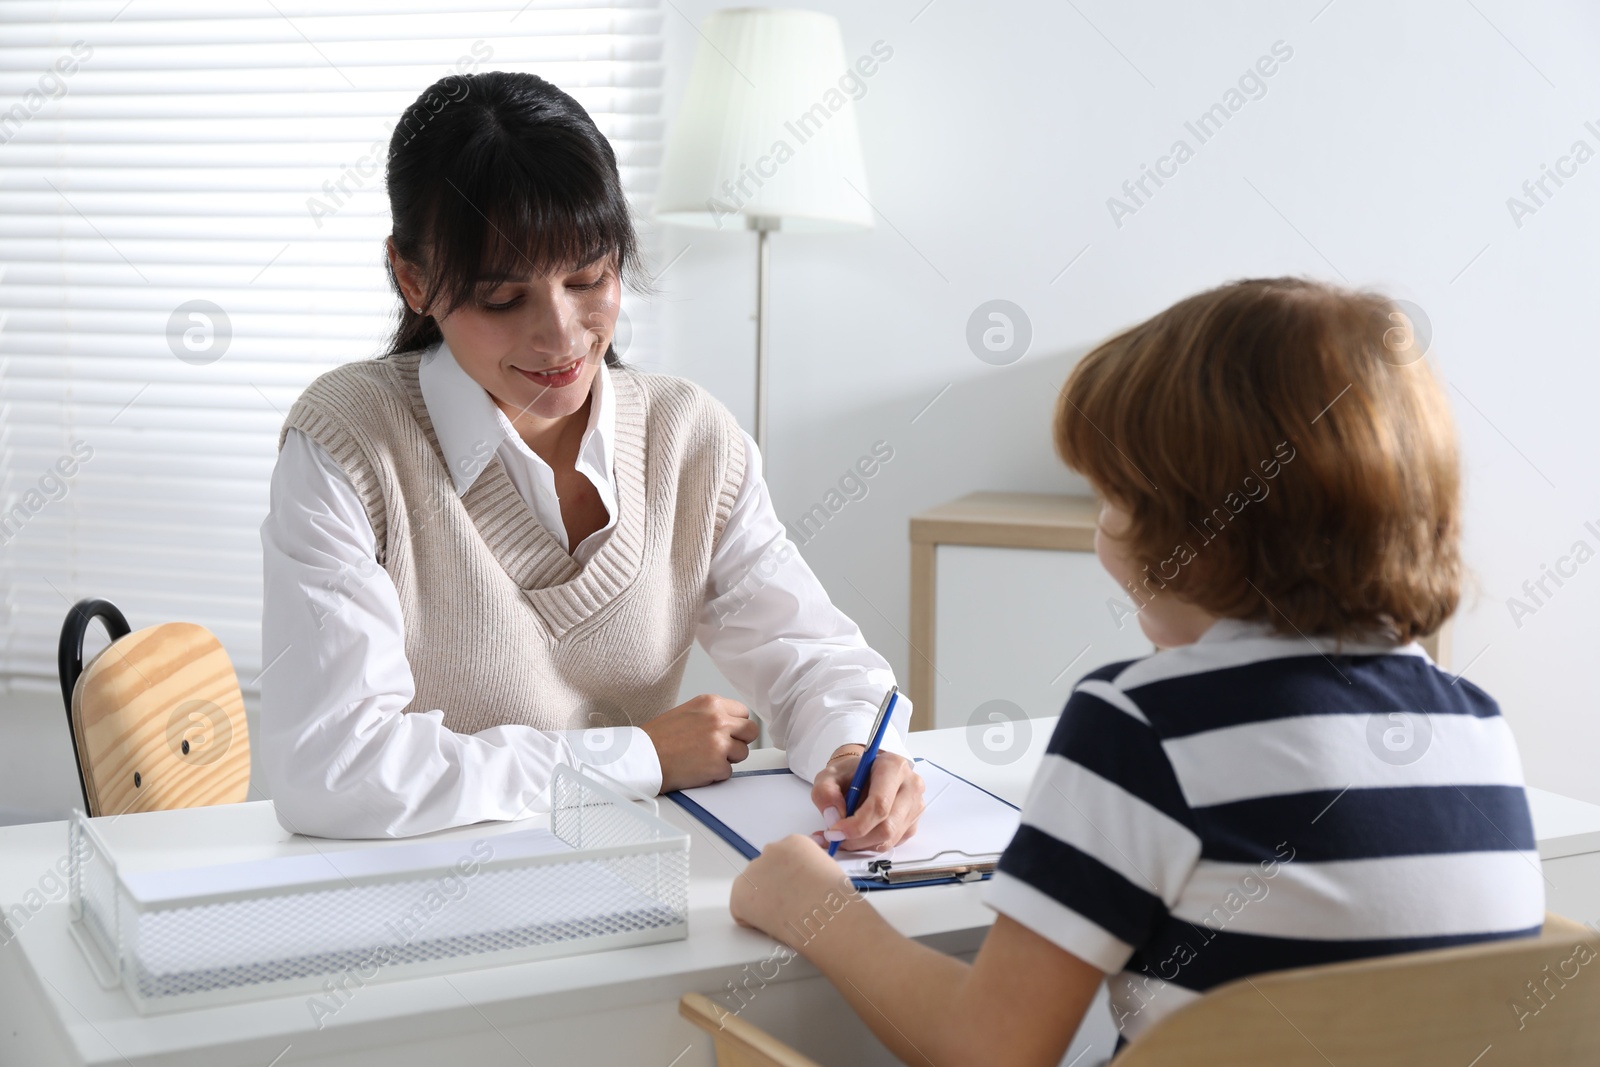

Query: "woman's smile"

xmin=514 ymin=357 xmax=585 ymax=389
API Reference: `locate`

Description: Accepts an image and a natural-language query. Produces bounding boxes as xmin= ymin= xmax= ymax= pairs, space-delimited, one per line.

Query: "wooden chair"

xmin=1115 ymin=910 xmax=1600 ymax=1066
xmin=57 ymin=598 xmax=250 ymax=818
xmin=680 ymin=992 xmax=825 ymax=1067
xmin=678 ymin=912 xmax=1600 ymax=1066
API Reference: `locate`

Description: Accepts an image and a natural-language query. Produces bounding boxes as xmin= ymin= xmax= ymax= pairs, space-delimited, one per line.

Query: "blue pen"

xmin=828 ymin=686 xmax=899 ymax=857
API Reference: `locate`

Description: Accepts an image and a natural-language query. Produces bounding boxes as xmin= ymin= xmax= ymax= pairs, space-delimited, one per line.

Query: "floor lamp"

xmin=655 ymin=7 xmax=874 ymax=460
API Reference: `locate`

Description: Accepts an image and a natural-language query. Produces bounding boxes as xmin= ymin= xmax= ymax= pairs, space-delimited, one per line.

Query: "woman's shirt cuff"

xmin=553 ymin=726 xmax=663 ymax=797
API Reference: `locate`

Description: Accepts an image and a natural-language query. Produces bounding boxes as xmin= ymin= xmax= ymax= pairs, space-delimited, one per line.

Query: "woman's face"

xmin=391 ymin=244 xmax=620 ymax=426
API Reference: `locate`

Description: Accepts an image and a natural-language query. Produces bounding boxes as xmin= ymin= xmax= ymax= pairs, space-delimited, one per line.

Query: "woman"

xmin=258 ymin=71 xmax=924 ymax=842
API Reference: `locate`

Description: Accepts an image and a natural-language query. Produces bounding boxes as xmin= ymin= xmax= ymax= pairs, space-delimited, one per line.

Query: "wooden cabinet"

xmin=909 ymin=492 xmax=1145 ymax=731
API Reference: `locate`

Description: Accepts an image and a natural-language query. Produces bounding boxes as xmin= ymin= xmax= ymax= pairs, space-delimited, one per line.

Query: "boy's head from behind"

xmin=1056 ymin=276 xmax=1459 ymax=648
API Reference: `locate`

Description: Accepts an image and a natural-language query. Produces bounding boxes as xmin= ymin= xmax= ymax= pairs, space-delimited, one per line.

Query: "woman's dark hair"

xmin=382 ymin=71 xmax=645 ymax=364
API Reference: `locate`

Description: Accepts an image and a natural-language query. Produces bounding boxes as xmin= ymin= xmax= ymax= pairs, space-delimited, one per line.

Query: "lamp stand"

xmin=748 ymin=215 xmax=779 ymax=750
xmin=750 ymin=215 xmax=779 ymax=459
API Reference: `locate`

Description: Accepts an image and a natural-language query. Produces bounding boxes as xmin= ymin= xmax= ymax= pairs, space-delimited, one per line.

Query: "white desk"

xmin=0 ymin=726 xmax=1053 ymax=1067
xmin=2 ymin=723 xmax=1598 ymax=1067
xmin=1529 ymin=787 xmax=1600 ymax=927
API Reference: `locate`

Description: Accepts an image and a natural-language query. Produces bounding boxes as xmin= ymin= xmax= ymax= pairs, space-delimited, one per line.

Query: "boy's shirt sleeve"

xmin=984 ymin=672 xmax=1203 ymax=974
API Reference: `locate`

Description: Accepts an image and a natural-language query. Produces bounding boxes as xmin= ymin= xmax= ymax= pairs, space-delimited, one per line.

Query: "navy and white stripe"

xmin=984 ymin=618 xmax=1544 ymax=1046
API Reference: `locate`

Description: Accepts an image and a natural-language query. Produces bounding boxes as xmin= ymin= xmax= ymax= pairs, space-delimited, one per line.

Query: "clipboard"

xmin=667 ymin=758 xmax=1021 ymax=890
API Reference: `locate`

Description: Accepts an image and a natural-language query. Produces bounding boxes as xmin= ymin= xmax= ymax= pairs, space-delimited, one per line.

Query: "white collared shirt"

xmin=259 ymin=341 xmax=909 ymax=838
xmin=428 ymin=335 xmax=619 ymax=559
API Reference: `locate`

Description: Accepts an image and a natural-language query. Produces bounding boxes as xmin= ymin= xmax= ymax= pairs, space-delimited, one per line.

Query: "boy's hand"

xmin=810 ymin=748 xmax=925 ymax=851
xmin=730 ymin=834 xmax=866 ymax=950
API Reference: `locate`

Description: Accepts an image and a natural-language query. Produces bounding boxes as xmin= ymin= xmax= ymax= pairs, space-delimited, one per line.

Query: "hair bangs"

xmin=420 ymin=131 xmax=636 ymax=317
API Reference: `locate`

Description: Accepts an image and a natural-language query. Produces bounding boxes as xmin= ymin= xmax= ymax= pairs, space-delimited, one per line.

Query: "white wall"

xmin=655 ymin=1 xmax=1600 ymax=803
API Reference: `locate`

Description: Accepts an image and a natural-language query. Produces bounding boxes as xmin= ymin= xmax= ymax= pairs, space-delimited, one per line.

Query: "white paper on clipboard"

xmin=677 ymin=759 xmax=1021 ymax=880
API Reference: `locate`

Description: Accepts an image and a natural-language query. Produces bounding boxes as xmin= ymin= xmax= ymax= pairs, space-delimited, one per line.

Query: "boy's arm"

xmin=732 ymin=835 xmax=1102 ymax=1067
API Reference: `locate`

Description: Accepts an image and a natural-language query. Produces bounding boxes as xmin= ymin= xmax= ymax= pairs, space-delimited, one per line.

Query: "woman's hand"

xmin=730 ymin=833 xmax=869 ymax=951
xmin=810 ymin=748 xmax=925 ymax=851
xmin=642 ymin=694 xmax=761 ymax=793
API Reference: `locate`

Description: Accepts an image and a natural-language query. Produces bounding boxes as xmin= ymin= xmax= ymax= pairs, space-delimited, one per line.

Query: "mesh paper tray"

xmin=67 ymin=766 xmax=690 ymax=1014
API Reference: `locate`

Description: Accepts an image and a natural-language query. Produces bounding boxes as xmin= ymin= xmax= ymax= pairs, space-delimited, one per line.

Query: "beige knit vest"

xmin=277 ymin=349 xmax=747 ymax=735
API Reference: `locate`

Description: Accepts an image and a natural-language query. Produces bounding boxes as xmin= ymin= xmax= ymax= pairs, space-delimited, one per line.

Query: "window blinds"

xmin=0 ymin=0 xmax=665 ymax=694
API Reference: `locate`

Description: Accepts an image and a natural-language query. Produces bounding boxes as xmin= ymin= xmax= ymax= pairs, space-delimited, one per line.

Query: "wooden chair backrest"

xmin=679 ymin=992 xmax=826 ymax=1067
xmin=1117 ymin=911 xmax=1600 ymax=1066
xmin=69 ymin=622 xmax=250 ymax=817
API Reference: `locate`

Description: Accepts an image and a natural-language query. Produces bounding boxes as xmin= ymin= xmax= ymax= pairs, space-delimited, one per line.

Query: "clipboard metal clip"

xmin=865 ymin=856 xmax=997 ymax=885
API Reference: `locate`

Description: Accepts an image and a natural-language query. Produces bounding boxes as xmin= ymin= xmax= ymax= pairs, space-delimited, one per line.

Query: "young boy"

xmin=729 ymin=277 xmax=1544 ymax=1065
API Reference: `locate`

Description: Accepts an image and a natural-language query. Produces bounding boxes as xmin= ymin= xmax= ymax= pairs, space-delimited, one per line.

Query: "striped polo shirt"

xmin=985 ymin=617 xmax=1544 ymax=1048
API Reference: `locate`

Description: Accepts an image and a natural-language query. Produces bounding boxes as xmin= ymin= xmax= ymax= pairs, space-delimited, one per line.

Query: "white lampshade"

xmin=656 ymin=7 xmax=874 ymax=232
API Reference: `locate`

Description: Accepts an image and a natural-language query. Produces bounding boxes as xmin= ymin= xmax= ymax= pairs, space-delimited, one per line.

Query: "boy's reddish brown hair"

xmin=1055 ymin=277 xmax=1459 ymax=643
